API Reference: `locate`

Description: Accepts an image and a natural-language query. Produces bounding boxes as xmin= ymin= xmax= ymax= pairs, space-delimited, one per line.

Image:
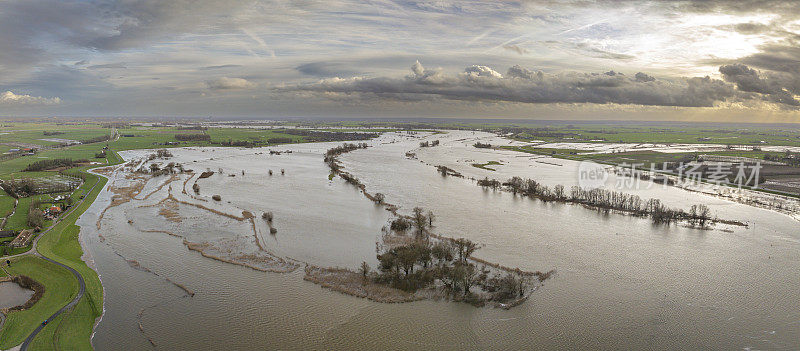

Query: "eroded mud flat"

xmin=79 ymin=131 xmax=800 ymax=350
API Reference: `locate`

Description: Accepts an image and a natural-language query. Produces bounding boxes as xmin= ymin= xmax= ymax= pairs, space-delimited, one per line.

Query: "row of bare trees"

xmin=324 ymin=143 xmax=368 ymax=162
xmin=482 ymin=176 xmax=713 ymax=225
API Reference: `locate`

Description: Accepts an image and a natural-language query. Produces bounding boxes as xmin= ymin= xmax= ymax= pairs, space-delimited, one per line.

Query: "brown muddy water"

xmin=76 ymin=131 xmax=800 ymax=350
xmin=0 ymin=281 xmax=33 ymax=309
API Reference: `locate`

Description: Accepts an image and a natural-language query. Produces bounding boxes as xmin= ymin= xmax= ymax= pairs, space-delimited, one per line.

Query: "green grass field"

xmin=0 ymin=256 xmax=79 ymax=350
xmin=4 ymin=196 xmax=33 ymax=230
xmin=0 ymin=125 xmax=111 ymax=148
xmin=0 ymin=191 xmax=15 ymax=218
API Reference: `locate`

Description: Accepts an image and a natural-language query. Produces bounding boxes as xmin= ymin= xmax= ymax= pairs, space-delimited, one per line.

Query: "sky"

xmin=1 ymin=0 xmax=800 ymax=122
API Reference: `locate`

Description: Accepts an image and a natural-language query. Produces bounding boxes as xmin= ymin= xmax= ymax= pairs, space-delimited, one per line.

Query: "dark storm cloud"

xmin=737 ymin=43 xmax=800 ymax=74
xmin=719 ymin=63 xmax=800 ymax=106
xmin=279 ymin=61 xmax=738 ymax=107
xmin=295 ymin=62 xmax=363 ymax=78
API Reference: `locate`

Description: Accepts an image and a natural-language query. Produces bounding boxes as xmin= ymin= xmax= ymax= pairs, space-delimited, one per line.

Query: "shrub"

xmin=390 ymin=218 xmax=411 ymax=232
xmin=212 ymin=194 xmax=221 ymax=201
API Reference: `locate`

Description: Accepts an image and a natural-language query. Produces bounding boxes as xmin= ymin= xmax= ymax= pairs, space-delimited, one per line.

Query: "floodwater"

xmin=76 ymin=131 xmax=800 ymax=350
xmin=0 ymin=281 xmax=33 ymax=309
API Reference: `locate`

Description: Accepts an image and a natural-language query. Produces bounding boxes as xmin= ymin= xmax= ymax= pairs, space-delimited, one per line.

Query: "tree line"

xmin=174 ymin=133 xmax=211 ymax=141
xmin=480 ymin=176 xmax=714 ymax=225
xmin=80 ymin=134 xmax=112 ymax=144
xmin=277 ymin=129 xmax=379 ymax=142
xmin=24 ymin=158 xmax=87 ymax=172
xmin=324 ymin=143 xmax=370 ymax=187
xmin=324 ymin=142 xmax=369 ymax=161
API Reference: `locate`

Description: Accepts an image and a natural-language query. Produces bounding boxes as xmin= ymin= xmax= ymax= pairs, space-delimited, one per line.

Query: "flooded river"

xmin=78 ymin=131 xmax=799 ymax=350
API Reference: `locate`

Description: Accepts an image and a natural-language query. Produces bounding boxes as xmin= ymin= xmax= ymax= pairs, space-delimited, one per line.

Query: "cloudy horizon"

xmin=2 ymin=0 xmax=800 ymax=122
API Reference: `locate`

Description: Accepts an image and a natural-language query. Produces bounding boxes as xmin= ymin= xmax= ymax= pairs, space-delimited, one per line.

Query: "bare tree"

xmin=359 ymin=261 xmax=370 ymax=284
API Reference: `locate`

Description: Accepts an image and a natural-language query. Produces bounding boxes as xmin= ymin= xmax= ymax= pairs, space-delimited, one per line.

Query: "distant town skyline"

xmin=1 ymin=0 xmax=800 ymax=122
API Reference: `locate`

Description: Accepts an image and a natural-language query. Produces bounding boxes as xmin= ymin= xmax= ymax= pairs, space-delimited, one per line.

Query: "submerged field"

xmin=73 ymin=130 xmax=800 ymax=350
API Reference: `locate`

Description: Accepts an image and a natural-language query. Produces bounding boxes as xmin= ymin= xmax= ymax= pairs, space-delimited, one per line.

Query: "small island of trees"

xmin=313 ymin=207 xmax=552 ymax=308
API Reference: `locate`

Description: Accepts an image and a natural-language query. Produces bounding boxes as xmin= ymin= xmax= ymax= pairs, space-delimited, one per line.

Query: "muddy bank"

xmin=303 ymin=266 xmax=433 ymax=303
xmin=185 ymin=239 xmax=300 ymax=274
